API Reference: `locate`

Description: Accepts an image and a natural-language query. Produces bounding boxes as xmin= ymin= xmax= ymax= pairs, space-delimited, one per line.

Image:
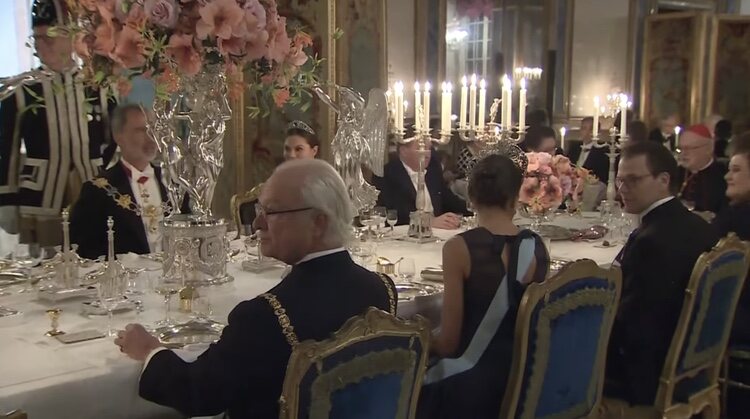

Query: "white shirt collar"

xmin=639 ymin=196 xmax=675 ymax=221
xmin=121 ymin=159 xmax=154 ymax=178
xmin=296 ymin=247 xmax=347 ymax=265
xmin=402 ymin=161 xmax=419 ymax=177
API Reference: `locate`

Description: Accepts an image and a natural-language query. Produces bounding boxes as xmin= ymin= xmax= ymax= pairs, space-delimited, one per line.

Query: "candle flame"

xmin=675 ymin=126 xmax=682 ymax=135
xmin=479 ymin=79 xmax=486 ymax=89
xmin=403 ymin=100 xmax=409 ymax=111
xmin=424 ymin=81 xmax=431 ymax=92
xmin=447 ymin=82 xmax=453 ymax=92
xmin=502 ymin=74 xmax=510 ymax=89
xmin=461 ymin=75 xmax=468 ymax=86
xmin=414 ymin=81 xmax=420 ymax=92
xmin=560 ymin=127 xmax=567 ymax=137
xmin=520 ymin=78 xmax=527 ymax=90
xmin=470 ymin=74 xmax=477 ymax=86
xmin=394 ymin=81 xmax=403 ymax=93
xmin=594 ymin=96 xmax=600 ymax=105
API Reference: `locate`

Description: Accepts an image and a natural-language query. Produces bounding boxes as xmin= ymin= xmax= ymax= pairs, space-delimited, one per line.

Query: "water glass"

xmin=13 ymin=243 xmax=42 ymax=293
xmin=152 ymin=275 xmax=182 ymax=327
xmin=386 ymin=209 xmax=398 ymax=232
xmin=397 ymin=258 xmax=416 ymax=282
xmin=98 ymin=268 xmax=127 ymax=336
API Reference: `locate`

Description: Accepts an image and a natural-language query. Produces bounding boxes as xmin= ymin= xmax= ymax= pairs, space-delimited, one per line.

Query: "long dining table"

xmin=0 ymin=213 xmax=623 ymax=419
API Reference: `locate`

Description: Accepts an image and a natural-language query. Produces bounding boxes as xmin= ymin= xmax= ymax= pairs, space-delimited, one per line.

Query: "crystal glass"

xmin=397 ymin=258 xmax=416 ymax=282
xmin=98 ymin=267 xmax=126 ymax=336
xmin=13 ymin=243 xmax=42 ymax=293
xmin=372 ymin=206 xmax=386 ymax=239
xmin=153 ymin=275 xmax=182 ymax=327
xmin=386 ymin=209 xmax=398 ymax=232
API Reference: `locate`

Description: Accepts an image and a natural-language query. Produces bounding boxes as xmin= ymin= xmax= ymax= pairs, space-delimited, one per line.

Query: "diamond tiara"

xmin=287 ymin=120 xmax=316 ymax=136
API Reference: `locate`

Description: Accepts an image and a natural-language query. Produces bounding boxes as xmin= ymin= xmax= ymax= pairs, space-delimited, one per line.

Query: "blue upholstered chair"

xmin=279 ymin=307 xmax=430 ymax=419
xmin=499 ymin=259 xmax=622 ymax=419
xmin=600 ymin=233 xmax=750 ymax=419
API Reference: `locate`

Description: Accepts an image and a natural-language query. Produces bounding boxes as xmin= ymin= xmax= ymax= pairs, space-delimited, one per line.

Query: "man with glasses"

xmin=115 ymin=159 xmax=397 ymax=418
xmin=677 ymin=124 xmax=728 ymax=213
xmin=602 ymin=141 xmax=719 ymax=411
xmin=0 ymin=0 xmax=113 ymax=245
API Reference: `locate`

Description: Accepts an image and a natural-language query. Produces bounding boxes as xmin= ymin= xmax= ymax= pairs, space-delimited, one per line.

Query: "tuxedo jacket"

xmin=678 ymin=160 xmax=728 ymax=213
xmin=567 ymin=142 xmax=611 ymax=184
xmin=0 ymin=70 xmax=115 ymax=214
xmin=648 ymin=128 xmax=676 ymax=151
xmin=139 ymin=251 xmax=397 ymax=418
xmin=605 ymin=198 xmax=719 ymax=405
xmin=372 ymin=155 xmax=469 ymax=226
xmin=69 ymin=162 xmax=169 ymax=259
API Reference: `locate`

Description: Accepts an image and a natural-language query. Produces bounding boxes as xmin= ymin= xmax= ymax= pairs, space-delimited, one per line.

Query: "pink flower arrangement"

xmin=63 ymin=0 xmax=316 ymax=108
xmin=519 ymin=152 xmax=590 ymax=214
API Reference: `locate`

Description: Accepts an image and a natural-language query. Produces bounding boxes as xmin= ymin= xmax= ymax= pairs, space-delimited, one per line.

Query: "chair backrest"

xmin=500 ymin=259 xmax=622 ymax=419
xmin=655 ymin=233 xmax=750 ymax=410
xmin=230 ymin=184 xmax=263 ymax=239
xmin=279 ymin=308 xmax=430 ymax=419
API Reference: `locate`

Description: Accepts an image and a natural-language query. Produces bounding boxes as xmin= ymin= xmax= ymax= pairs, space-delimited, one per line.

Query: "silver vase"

xmin=149 ymin=65 xmax=233 ymax=286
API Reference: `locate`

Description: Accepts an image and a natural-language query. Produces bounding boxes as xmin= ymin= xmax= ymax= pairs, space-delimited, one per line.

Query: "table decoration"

xmin=45 ymin=308 xmax=64 ymax=337
xmin=64 ymin=0 xmax=318 ymax=287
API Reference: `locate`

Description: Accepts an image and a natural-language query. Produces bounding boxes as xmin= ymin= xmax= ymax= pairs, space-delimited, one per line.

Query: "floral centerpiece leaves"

xmin=519 ymin=152 xmax=590 ymax=215
xmin=63 ymin=0 xmax=319 ymax=113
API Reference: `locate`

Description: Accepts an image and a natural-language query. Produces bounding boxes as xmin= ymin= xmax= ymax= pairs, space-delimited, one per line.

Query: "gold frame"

xmin=229 ymin=184 xmax=263 ymax=239
xmin=335 ymin=0 xmax=388 ymax=91
xmin=651 ymin=233 xmax=750 ymax=418
xmin=415 ymin=0 xmax=447 ymax=83
xmin=279 ymin=308 xmax=431 ymax=419
xmin=706 ymin=14 xmax=750 ymax=133
xmin=500 ymin=259 xmax=622 ymax=419
xmin=639 ymin=11 xmax=708 ymax=126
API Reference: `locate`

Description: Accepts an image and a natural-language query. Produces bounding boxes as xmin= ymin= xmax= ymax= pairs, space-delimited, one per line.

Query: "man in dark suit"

xmin=70 ymin=104 xmax=167 ymax=259
xmin=648 ymin=113 xmax=678 ymax=151
xmin=373 ymin=140 xmax=468 ymax=229
xmin=677 ymin=124 xmax=728 ymax=214
xmin=568 ymin=117 xmax=610 ymax=183
xmin=604 ymin=141 xmax=719 ymax=406
xmin=115 ymin=159 xmax=397 ymax=418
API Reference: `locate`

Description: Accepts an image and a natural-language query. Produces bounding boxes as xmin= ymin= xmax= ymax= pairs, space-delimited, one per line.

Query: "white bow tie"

xmin=581 ymin=144 xmax=593 ymax=151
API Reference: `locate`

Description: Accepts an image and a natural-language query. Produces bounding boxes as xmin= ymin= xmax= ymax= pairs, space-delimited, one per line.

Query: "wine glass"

xmin=372 ymin=206 xmax=386 ymax=238
xmin=152 ymin=275 xmax=182 ymax=327
xmin=98 ymin=267 xmax=126 ymax=336
xmin=386 ymin=209 xmax=398 ymax=233
xmin=397 ymin=258 xmax=416 ymax=283
xmin=13 ymin=243 xmax=42 ymax=293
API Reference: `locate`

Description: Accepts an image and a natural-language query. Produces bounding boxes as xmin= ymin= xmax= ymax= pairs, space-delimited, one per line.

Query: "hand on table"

xmin=114 ymin=324 xmax=161 ymax=362
xmin=432 ymin=212 xmax=462 ymax=230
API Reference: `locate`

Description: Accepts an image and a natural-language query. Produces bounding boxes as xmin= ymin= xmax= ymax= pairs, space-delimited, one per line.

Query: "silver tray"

xmin=395 ymin=282 xmax=443 ymax=302
xmin=153 ymin=320 xmax=225 ymax=349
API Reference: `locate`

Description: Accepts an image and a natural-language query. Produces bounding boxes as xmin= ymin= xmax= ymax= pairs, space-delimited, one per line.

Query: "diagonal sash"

xmin=424 ymin=237 xmax=536 ymax=384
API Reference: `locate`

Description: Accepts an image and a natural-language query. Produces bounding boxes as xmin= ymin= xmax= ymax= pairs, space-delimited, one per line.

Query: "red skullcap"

xmin=685 ymin=124 xmax=712 ymax=139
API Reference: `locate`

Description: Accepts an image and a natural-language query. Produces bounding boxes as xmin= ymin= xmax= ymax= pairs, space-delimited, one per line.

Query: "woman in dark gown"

xmin=712 ymin=131 xmax=750 ymax=343
xmin=417 ymin=154 xmax=549 ymax=419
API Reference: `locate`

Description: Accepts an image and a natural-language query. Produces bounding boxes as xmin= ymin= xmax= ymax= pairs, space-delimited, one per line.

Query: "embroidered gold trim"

xmin=378 ymin=273 xmax=397 ymax=315
xmin=91 ymin=177 xmax=171 ymax=217
xmin=260 ymin=293 xmax=299 ymax=347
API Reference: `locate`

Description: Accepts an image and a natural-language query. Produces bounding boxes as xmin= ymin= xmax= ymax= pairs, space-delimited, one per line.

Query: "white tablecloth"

xmin=0 ymin=214 xmax=621 ymax=419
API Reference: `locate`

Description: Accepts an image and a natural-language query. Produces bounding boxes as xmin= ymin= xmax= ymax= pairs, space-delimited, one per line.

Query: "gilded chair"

xmin=279 ymin=308 xmax=430 ymax=419
xmin=500 ymin=259 xmax=622 ymax=419
xmin=230 ymin=184 xmax=263 ymax=239
xmin=600 ymin=233 xmax=750 ymax=419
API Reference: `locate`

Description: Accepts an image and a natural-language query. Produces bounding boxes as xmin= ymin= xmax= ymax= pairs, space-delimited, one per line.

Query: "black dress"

xmin=713 ymin=202 xmax=750 ymax=344
xmin=417 ymin=228 xmax=548 ymax=419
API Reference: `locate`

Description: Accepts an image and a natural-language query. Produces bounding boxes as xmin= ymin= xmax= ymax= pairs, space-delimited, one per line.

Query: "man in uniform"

xmin=0 ymin=0 xmax=113 ymax=245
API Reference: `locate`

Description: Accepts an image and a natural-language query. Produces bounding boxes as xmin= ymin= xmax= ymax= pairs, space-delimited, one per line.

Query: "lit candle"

xmin=593 ymin=96 xmax=600 ymax=138
xmin=500 ymin=74 xmax=510 ymax=129
xmin=478 ymin=79 xmax=486 ymax=130
xmin=675 ymin=126 xmax=682 ymax=149
xmin=394 ymin=81 xmax=404 ymax=131
xmin=469 ymin=74 xmax=477 ymax=129
xmin=560 ymin=126 xmax=567 ymax=152
xmin=518 ymin=78 xmax=527 ymax=131
xmin=619 ymin=94 xmax=628 ymax=138
xmin=502 ymin=74 xmax=512 ymax=129
xmin=459 ymin=76 xmax=468 ymax=129
xmin=414 ymin=82 xmax=422 ymax=130
xmin=441 ymin=82 xmax=452 ymax=133
xmin=423 ymin=81 xmax=431 ymax=131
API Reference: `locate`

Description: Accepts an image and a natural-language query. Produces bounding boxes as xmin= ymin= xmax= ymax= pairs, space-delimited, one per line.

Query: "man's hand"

xmin=432 ymin=212 xmax=462 ymax=230
xmin=114 ymin=324 xmax=161 ymax=362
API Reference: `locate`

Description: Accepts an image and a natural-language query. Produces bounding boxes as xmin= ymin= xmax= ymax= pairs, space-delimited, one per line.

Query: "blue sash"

xmin=424 ymin=237 xmax=536 ymax=384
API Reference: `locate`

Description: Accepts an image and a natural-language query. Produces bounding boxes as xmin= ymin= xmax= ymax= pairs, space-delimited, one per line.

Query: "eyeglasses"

xmin=615 ymin=174 xmax=652 ymax=189
xmin=255 ymin=203 xmax=313 ymax=219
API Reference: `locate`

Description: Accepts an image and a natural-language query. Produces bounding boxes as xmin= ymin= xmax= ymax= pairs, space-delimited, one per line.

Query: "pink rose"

xmin=526 ymin=152 xmax=540 ymax=173
xmin=536 ymin=152 xmax=553 ymax=167
xmin=286 ymin=42 xmax=308 ymax=66
xmin=145 ymin=0 xmax=180 ymax=29
xmin=265 ymin=15 xmax=291 ymax=63
xmin=273 ymin=88 xmax=290 ymax=107
xmin=166 ymin=34 xmax=202 ymax=76
xmin=519 ymin=177 xmax=540 ymax=204
xmin=196 ymin=0 xmax=244 ymax=40
xmin=551 ymin=154 xmax=573 ymax=176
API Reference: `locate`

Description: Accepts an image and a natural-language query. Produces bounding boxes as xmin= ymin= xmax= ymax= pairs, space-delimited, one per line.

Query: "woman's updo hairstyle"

xmin=468 ymin=154 xmax=523 ymax=209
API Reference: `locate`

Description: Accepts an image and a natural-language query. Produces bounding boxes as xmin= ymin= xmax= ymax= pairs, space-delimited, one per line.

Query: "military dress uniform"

xmin=0 ymin=0 xmax=114 ymax=245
